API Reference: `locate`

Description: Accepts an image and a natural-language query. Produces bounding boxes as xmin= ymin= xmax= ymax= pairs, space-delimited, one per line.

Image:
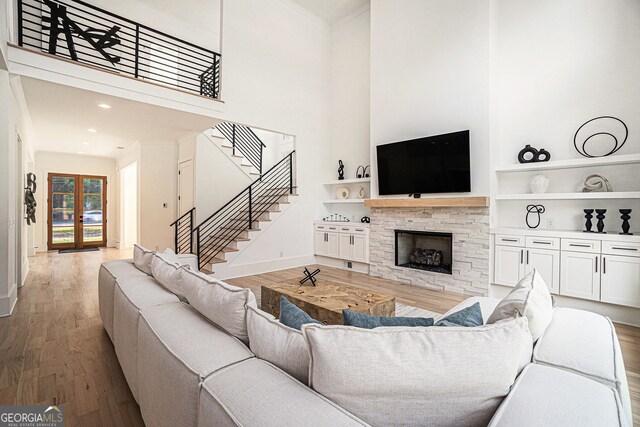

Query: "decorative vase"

xmin=336 ymin=187 xmax=349 ymax=199
xmin=595 ymin=209 xmax=607 ymax=233
xmin=620 ymin=209 xmax=632 ymax=235
xmin=358 ymin=187 xmax=366 ymax=198
xmin=530 ymin=175 xmax=550 ymax=194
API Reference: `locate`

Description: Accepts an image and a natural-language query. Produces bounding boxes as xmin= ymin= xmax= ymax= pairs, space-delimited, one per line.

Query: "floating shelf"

xmin=323 ymin=199 xmax=366 ymax=204
xmin=495 ymin=192 xmax=640 ymax=200
xmin=322 ymin=178 xmax=371 ymax=186
xmin=364 ymin=196 xmax=489 ymax=208
xmin=494 ymin=153 xmax=640 ymax=173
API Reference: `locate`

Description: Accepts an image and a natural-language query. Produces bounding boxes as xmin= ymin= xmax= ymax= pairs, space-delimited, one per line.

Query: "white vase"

xmin=530 ymin=174 xmax=550 ymax=194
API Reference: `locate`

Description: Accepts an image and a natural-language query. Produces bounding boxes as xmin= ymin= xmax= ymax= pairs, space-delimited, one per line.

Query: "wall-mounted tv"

xmin=376 ymin=130 xmax=471 ymax=195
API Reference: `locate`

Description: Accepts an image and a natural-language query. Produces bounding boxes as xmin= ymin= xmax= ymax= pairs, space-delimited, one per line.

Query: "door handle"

xmin=603 ymin=257 xmax=606 ymax=274
xmin=532 ymin=241 xmax=552 ymax=245
xmin=595 ymin=256 xmax=598 ymax=273
xmin=520 ymin=249 xmax=523 ymax=264
xmin=526 ymin=250 xmax=529 ymax=264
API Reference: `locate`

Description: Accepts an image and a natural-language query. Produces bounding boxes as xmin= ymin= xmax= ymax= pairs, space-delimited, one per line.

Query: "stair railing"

xmin=194 ymin=150 xmax=296 ymax=270
xmin=215 ymin=122 xmax=267 ymax=174
xmin=170 ymin=207 xmax=195 ymax=254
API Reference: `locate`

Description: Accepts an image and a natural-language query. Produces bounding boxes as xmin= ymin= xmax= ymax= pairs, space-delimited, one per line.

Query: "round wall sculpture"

xmin=574 ymin=116 xmax=628 ymax=158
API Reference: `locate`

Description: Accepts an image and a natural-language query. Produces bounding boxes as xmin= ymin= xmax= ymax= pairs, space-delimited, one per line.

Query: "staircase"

xmin=210 ymin=122 xmax=267 ymax=176
xmin=170 ymin=150 xmax=297 ymax=273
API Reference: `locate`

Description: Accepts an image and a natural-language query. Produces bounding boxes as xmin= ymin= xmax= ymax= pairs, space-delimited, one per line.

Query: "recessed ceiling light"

xmin=97 ymin=103 xmax=111 ymax=109
xmin=82 ymin=142 xmax=90 ymax=146
xmin=87 ymin=128 xmax=97 ymax=133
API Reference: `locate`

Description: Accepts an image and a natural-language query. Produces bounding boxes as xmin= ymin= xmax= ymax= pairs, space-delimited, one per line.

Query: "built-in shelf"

xmin=494 ymin=153 xmax=640 ymax=173
xmin=364 ymin=196 xmax=489 ymax=208
xmin=495 ymin=191 xmax=640 ymax=200
xmin=322 ymin=178 xmax=371 ymax=186
xmin=323 ymin=199 xmax=366 ymax=204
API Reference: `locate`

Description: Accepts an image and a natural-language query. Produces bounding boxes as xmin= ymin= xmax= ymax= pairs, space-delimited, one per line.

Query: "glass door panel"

xmin=82 ymin=178 xmax=105 ymax=244
xmin=51 ymin=177 xmax=75 ymax=246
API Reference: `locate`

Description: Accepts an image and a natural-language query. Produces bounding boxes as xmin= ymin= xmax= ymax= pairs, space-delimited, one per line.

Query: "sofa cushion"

xmin=113 ymin=275 xmax=180 ymax=402
xmin=133 ymin=244 xmax=154 ymax=275
xmin=441 ymin=296 xmax=501 ymax=324
xmin=532 ymin=307 xmax=632 ymax=424
xmin=198 ymin=358 xmax=369 ymax=427
xmin=435 ymin=302 xmax=483 ymax=327
xmin=487 ymin=269 xmax=553 ymax=340
xmin=150 ymin=253 xmax=189 ymax=301
xmin=488 ymin=364 xmax=626 ymax=427
xmin=246 ymin=305 xmax=309 ymax=384
xmin=180 ymin=268 xmax=257 ymax=343
xmin=137 ymin=303 xmax=254 ymax=427
xmin=302 ymin=317 xmax=533 ymax=427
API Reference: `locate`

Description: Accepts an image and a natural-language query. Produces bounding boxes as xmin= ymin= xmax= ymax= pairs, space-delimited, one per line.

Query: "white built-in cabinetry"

xmin=493 ymin=229 xmax=640 ymax=309
xmin=314 ymin=222 xmax=369 ymax=263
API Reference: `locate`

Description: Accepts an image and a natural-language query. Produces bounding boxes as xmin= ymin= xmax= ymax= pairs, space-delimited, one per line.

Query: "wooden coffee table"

xmin=261 ymin=279 xmax=396 ymax=325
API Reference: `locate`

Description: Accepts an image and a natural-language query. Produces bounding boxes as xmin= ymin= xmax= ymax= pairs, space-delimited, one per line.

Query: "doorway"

xmin=120 ymin=162 xmax=138 ymax=248
xmin=48 ymin=173 xmax=107 ymax=250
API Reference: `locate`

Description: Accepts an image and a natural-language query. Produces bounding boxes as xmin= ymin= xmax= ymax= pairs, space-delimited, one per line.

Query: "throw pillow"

xmin=150 ymin=253 xmax=188 ymax=301
xmin=133 ymin=244 xmax=154 ymax=275
xmin=246 ymin=305 xmax=309 ymax=384
xmin=302 ymin=317 xmax=533 ymax=427
xmin=487 ymin=269 xmax=553 ymax=341
xmin=279 ymin=296 xmax=320 ymax=330
xmin=180 ymin=268 xmax=257 ymax=344
xmin=434 ymin=302 xmax=483 ymax=327
xmin=160 ymin=248 xmax=180 ymax=265
xmin=342 ymin=310 xmax=434 ymax=328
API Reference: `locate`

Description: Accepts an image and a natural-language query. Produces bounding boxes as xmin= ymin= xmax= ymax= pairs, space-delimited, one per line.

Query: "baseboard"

xmin=213 ymin=254 xmax=316 ymax=280
xmin=0 ymin=283 xmax=18 ymax=317
xmin=20 ymin=259 xmax=29 ymax=287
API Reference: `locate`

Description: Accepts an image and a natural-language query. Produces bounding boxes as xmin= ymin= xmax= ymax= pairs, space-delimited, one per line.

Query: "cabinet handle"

xmin=603 ymin=257 xmax=606 ymax=274
xmin=526 ymin=250 xmax=529 ymax=264
xmin=502 ymin=238 xmax=518 ymax=242
xmin=611 ymin=247 xmax=638 ymax=251
xmin=351 ymin=235 xmax=354 ymax=245
xmin=595 ymin=256 xmax=598 ymax=273
xmin=520 ymin=249 xmax=524 ymax=264
xmin=569 ymin=243 xmax=590 ymax=248
xmin=532 ymin=241 xmax=552 ymax=245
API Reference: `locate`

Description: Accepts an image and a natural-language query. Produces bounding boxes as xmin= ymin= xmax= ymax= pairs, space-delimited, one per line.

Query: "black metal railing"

xmin=17 ymin=0 xmax=221 ymax=98
xmin=216 ymin=122 xmax=267 ymax=174
xmin=170 ymin=207 xmax=195 ymax=254
xmin=194 ymin=151 xmax=296 ymax=270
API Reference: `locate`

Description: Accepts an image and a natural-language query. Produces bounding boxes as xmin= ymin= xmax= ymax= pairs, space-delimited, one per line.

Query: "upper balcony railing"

xmin=17 ymin=0 xmax=221 ymax=99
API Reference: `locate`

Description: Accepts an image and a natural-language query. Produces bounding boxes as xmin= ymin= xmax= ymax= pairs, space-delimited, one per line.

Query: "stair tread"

xmin=235 ymin=237 xmax=250 ymax=242
xmin=221 ymin=247 xmax=239 ymax=253
xmin=200 ymin=267 xmax=214 ymax=274
xmin=210 ymin=257 xmax=227 ymax=264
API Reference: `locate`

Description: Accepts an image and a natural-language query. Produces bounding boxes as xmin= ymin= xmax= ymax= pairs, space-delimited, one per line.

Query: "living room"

xmin=0 ymin=0 xmax=638 ymax=426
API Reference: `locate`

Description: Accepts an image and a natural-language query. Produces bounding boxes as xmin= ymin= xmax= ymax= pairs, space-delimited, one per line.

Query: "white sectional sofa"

xmin=98 ymin=257 xmax=632 ymax=427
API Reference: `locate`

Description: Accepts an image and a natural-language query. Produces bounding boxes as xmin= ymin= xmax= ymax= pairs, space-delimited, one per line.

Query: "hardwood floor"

xmin=1 ymin=248 xmax=638 ymax=426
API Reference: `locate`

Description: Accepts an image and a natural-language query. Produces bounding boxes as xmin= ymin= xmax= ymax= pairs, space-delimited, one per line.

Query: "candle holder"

xmin=583 ymin=209 xmax=594 ymax=233
xmin=595 ymin=209 xmax=607 ymax=233
xmin=620 ymin=209 xmax=632 ymax=235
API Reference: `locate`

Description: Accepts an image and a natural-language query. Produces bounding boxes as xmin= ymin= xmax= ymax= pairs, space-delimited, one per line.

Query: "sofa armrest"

xmin=177 ymin=253 xmax=199 ymax=270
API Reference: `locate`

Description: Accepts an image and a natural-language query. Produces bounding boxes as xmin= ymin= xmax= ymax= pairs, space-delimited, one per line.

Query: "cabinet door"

xmin=352 ymin=234 xmax=368 ymax=263
xmin=314 ymin=231 xmax=327 ymax=256
xmin=601 ymin=255 xmax=640 ymax=308
xmin=560 ymin=252 xmax=600 ymax=301
xmin=338 ymin=233 xmax=352 ymax=260
xmin=326 ymin=232 xmax=340 ymax=258
xmin=495 ymin=245 xmax=524 ymax=287
xmin=525 ymin=248 xmax=560 ymax=294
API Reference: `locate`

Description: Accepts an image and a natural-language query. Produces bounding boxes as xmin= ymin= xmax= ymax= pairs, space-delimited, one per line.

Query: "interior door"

xmin=48 ymin=174 xmax=107 ymax=250
xmin=178 ymin=159 xmax=194 ymax=215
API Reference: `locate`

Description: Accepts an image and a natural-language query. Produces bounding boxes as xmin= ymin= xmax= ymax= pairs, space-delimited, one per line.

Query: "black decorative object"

xmin=356 ymin=165 xmax=365 ymax=179
xmin=518 ymin=145 xmax=551 ymax=163
xmin=526 ymin=204 xmax=545 ymax=229
xmin=620 ymin=209 xmax=632 ymax=235
xmin=583 ymin=209 xmax=594 ymax=233
xmin=323 ymin=214 xmax=350 ymax=222
xmin=24 ymin=173 xmax=37 ymax=225
xmin=338 ymin=160 xmax=344 ymax=180
xmin=363 ymin=165 xmax=370 ymax=178
xmin=300 ymin=267 xmax=320 ymax=287
xmin=360 ymin=216 xmax=370 ymax=223
xmin=596 ymin=209 xmax=607 ymax=233
xmin=574 ymin=116 xmax=628 ymax=158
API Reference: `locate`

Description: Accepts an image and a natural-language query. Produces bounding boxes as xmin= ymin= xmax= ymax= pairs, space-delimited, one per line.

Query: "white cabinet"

xmin=314 ymin=226 xmax=339 ymax=258
xmin=560 ymin=252 xmax=600 ymax=301
xmin=352 ymin=234 xmax=368 ymax=263
xmin=326 ymin=231 xmax=339 ymax=258
xmin=314 ymin=230 xmax=327 ymax=256
xmin=494 ymin=237 xmax=559 ymax=294
xmin=601 ymin=255 xmax=640 ymax=308
xmin=525 ymin=248 xmax=560 ymax=294
xmin=314 ymin=223 xmax=369 ymax=264
xmin=494 ymin=245 xmax=524 ymax=287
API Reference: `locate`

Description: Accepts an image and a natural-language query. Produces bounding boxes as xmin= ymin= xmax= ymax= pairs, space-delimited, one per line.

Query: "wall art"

xmin=24 ymin=172 xmax=37 ymax=225
xmin=574 ymin=116 xmax=628 ymax=158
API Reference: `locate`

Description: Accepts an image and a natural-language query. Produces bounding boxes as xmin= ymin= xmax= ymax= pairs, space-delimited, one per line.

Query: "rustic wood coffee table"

xmin=261 ymin=279 xmax=396 ymax=325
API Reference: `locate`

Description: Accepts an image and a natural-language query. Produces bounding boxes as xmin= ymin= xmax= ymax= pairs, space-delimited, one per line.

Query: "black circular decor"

xmin=536 ymin=149 xmax=551 ymax=162
xmin=574 ymin=116 xmax=628 ymax=158
xmin=518 ymin=145 xmax=538 ymax=163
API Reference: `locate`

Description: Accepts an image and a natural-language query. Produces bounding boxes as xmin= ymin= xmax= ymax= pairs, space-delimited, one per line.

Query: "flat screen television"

xmin=376 ymin=130 xmax=471 ymax=195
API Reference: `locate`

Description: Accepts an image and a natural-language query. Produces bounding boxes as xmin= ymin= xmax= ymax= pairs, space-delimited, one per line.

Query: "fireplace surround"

xmin=395 ymin=230 xmax=453 ymax=275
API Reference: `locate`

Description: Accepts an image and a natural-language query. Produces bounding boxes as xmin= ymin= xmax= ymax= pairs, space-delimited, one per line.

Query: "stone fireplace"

xmin=369 ymin=206 xmax=490 ymax=296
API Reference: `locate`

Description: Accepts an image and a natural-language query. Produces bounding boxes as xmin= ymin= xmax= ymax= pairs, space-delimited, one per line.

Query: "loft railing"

xmin=194 ymin=151 xmax=296 ymax=270
xmin=17 ymin=0 xmax=221 ymax=99
xmin=215 ymin=122 xmax=267 ymax=175
xmin=170 ymin=207 xmax=195 ymax=254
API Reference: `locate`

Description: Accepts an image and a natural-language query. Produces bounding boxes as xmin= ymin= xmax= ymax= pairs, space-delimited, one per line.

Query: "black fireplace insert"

xmin=395 ymin=230 xmax=453 ymax=275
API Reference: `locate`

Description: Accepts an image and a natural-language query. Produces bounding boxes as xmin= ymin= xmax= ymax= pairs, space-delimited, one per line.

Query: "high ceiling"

xmin=21 ymin=77 xmax=215 ymax=158
xmin=291 ymin=0 xmax=369 ymax=26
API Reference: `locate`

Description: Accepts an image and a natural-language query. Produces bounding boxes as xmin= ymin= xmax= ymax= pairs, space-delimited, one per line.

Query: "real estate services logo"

xmin=0 ymin=405 xmax=64 ymax=427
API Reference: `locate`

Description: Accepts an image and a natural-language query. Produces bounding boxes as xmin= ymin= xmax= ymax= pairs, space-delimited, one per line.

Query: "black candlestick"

xmin=620 ymin=209 xmax=632 ymax=235
xmin=583 ymin=209 xmax=594 ymax=233
xmin=595 ymin=209 xmax=606 ymax=233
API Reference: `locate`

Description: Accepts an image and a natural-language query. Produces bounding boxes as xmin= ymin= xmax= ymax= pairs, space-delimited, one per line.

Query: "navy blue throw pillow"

xmin=342 ymin=310 xmax=434 ymax=329
xmin=279 ymin=296 xmax=321 ymax=330
xmin=435 ymin=302 xmax=483 ymax=327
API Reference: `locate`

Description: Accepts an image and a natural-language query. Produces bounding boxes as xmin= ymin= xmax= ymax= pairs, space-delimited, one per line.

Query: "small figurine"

xmin=338 ymin=160 xmax=344 ymax=180
xmin=300 ymin=267 xmax=320 ymax=286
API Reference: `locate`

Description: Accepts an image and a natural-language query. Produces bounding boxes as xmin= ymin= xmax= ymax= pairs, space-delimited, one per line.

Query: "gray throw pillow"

xmin=342 ymin=310 xmax=434 ymax=329
xmin=279 ymin=296 xmax=320 ymax=330
xmin=435 ymin=302 xmax=483 ymax=327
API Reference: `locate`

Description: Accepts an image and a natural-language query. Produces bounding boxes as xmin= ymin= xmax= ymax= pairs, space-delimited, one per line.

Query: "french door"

xmin=48 ymin=173 xmax=107 ymax=250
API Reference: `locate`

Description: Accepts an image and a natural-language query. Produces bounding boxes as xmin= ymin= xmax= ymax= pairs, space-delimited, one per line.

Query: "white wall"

xmin=33 ymin=152 xmax=118 ymax=251
xmin=120 ymin=162 xmax=137 ymax=248
xmin=369 ymin=0 xmax=491 ymax=198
